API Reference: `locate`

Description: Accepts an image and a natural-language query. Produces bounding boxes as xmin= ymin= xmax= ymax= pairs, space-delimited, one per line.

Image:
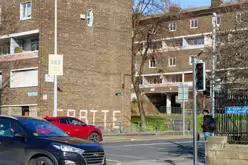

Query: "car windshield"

xmin=19 ymin=119 xmax=69 ymax=137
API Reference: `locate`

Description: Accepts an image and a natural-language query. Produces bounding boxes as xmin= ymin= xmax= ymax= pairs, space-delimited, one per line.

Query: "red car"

xmin=44 ymin=116 xmax=103 ymax=143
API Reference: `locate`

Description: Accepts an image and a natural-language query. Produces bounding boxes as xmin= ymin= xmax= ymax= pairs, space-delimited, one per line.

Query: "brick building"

xmin=0 ymin=0 xmax=132 ymax=125
xmin=134 ymin=0 xmax=247 ymax=115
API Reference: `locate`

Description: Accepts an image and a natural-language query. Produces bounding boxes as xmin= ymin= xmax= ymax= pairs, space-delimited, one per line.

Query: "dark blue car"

xmin=0 ymin=115 xmax=106 ymax=165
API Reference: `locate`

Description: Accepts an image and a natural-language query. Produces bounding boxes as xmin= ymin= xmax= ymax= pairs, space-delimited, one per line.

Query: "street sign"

xmin=48 ymin=54 xmax=63 ymax=76
xmin=45 ymin=74 xmax=54 ymax=82
xmin=226 ymin=106 xmax=248 ymax=114
xmin=177 ymin=84 xmax=189 ymax=102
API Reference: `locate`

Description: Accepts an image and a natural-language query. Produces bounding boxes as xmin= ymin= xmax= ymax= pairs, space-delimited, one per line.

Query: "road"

xmin=103 ymin=139 xmax=206 ymax=165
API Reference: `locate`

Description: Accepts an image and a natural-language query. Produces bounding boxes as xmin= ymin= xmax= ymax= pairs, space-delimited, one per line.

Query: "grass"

xmin=131 ymin=116 xmax=171 ymax=132
xmin=131 ymin=115 xmax=204 ymax=132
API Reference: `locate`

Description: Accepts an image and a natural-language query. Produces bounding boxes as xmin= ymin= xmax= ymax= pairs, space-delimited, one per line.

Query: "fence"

xmin=158 ymin=106 xmax=182 ymax=114
xmin=215 ymin=91 xmax=248 ymax=144
xmin=93 ymin=119 xmax=192 ymax=136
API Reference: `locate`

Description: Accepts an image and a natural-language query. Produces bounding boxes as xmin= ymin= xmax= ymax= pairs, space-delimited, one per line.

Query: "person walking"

xmin=201 ymin=109 xmax=215 ymax=141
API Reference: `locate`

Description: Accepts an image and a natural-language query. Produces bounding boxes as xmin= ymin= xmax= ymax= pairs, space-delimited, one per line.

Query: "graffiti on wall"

xmin=59 ymin=109 xmax=121 ymax=129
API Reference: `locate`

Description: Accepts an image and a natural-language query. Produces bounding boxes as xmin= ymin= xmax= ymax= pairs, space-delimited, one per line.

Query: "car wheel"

xmin=88 ymin=132 xmax=100 ymax=143
xmin=29 ymin=156 xmax=54 ymax=165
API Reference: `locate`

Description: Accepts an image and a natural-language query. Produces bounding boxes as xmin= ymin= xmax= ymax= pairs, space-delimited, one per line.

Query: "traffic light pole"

xmin=193 ymin=56 xmax=198 ymax=165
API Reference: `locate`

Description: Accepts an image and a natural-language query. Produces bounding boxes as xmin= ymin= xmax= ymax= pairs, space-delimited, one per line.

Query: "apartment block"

xmin=135 ymin=0 xmax=247 ymax=114
xmin=0 ymin=0 xmax=132 ymax=125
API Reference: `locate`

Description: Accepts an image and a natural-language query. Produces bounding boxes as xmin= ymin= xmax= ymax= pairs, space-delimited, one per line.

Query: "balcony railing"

xmin=0 ymin=50 xmax=39 ymax=62
xmin=140 ymin=82 xmax=193 ymax=88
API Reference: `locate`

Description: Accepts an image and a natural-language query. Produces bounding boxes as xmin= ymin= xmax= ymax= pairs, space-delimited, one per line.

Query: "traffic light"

xmin=195 ymin=61 xmax=206 ymax=91
xmin=203 ymin=80 xmax=211 ymax=97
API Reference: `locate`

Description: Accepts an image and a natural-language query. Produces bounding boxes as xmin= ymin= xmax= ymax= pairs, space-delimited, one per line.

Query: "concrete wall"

xmin=206 ymin=136 xmax=248 ymax=165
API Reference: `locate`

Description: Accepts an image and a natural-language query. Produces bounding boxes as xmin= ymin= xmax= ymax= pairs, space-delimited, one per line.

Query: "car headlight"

xmin=52 ymin=143 xmax=84 ymax=154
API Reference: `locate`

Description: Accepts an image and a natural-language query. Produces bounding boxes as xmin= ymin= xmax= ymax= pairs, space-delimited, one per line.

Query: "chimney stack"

xmin=211 ymin=0 xmax=224 ymax=8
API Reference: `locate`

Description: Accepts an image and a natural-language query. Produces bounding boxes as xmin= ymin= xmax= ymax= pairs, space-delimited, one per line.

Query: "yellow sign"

xmin=48 ymin=54 xmax=63 ymax=76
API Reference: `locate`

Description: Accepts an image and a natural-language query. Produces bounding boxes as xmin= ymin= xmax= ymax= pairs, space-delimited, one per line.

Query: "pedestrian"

xmin=201 ymin=109 xmax=215 ymax=141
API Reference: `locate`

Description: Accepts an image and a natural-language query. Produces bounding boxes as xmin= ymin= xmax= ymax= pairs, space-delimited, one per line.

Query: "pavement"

xmin=102 ymin=134 xmax=202 ymax=144
xmin=104 ymin=138 xmax=206 ymax=165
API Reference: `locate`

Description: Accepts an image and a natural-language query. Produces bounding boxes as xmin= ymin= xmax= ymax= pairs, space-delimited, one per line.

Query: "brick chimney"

xmin=211 ymin=0 xmax=224 ymax=8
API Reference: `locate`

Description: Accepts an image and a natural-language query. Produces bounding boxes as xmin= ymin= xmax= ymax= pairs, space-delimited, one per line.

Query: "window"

xmin=168 ymin=57 xmax=176 ymax=67
xmin=20 ymin=2 xmax=32 ymax=20
xmin=0 ymin=119 xmax=24 ymax=137
xmin=151 ymin=41 xmax=162 ymax=50
xmin=10 ymin=68 xmax=38 ymax=88
xmin=0 ymin=6 xmax=2 ymax=25
xmin=31 ymin=39 xmax=39 ymax=51
xmin=87 ymin=9 xmax=94 ymax=27
xmin=169 ymin=23 xmax=176 ymax=31
xmin=236 ymin=12 xmax=242 ymax=23
xmin=59 ymin=119 xmax=68 ymax=124
xmin=19 ymin=119 xmax=68 ymax=137
xmin=67 ymin=118 xmax=85 ymax=126
xmin=149 ymin=57 xmax=156 ymax=68
xmin=190 ymin=19 xmax=198 ymax=29
xmin=189 ymin=56 xmax=196 ymax=65
xmin=187 ymin=38 xmax=204 ymax=46
xmin=217 ymin=16 xmax=221 ymax=25
xmin=0 ymin=45 xmax=10 ymax=55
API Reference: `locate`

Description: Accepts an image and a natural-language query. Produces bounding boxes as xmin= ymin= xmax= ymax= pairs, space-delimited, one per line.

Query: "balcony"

xmin=139 ymin=75 xmax=193 ymax=93
xmin=0 ymin=31 xmax=39 ymax=62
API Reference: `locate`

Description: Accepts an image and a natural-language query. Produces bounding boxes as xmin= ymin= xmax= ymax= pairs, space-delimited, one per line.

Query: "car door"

xmin=66 ymin=118 xmax=88 ymax=139
xmin=0 ymin=118 xmax=26 ymax=165
xmin=56 ymin=118 xmax=73 ymax=135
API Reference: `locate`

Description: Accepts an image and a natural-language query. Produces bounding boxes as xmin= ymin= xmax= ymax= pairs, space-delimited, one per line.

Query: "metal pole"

xmin=182 ymin=82 xmax=185 ymax=136
xmin=53 ymin=0 xmax=58 ymax=117
xmin=211 ymin=12 xmax=217 ymax=118
xmin=193 ymin=56 xmax=198 ymax=165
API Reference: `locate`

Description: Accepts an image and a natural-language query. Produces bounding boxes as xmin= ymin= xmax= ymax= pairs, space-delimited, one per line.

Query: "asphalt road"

xmin=103 ymin=139 xmax=206 ymax=165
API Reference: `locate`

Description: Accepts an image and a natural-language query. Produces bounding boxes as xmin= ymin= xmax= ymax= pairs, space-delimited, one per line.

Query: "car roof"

xmin=0 ymin=115 xmax=46 ymax=121
xmin=44 ymin=116 xmax=75 ymax=120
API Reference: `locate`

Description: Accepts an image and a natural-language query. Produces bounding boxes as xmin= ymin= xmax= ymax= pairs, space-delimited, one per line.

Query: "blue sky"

xmin=171 ymin=0 xmax=233 ymax=9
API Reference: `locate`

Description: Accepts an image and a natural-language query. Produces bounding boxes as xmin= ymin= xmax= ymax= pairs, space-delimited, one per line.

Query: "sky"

xmin=171 ymin=0 xmax=233 ymax=9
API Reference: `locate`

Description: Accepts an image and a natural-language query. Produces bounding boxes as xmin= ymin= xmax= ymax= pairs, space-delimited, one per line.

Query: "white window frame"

xmin=168 ymin=57 xmax=176 ymax=67
xmin=10 ymin=67 xmax=38 ymax=88
xmin=236 ymin=12 xmax=242 ymax=23
xmin=169 ymin=22 xmax=176 ymax=32
xmin=189 ymin=55 xmax=197 ymax=65
xmin=87 ymin=9 xmax=94 ymax=27
xmin=149 ymin=58 xmax=156 ymax=68
xmin=190 ymin=19 xmax=198 ymax=29
xmin=20 ymin=2 xmax=32 ymax=21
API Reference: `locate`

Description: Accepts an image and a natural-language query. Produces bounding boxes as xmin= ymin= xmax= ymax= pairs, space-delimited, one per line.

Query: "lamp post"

xmin=53 ymin=0 xmax=58 ymax=117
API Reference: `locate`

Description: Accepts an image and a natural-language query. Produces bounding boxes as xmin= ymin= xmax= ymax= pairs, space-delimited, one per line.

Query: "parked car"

xmin=44 ymin=116 xmax=103 ymax=143
xmin=0 ymin=115 xmax=106 ymax=165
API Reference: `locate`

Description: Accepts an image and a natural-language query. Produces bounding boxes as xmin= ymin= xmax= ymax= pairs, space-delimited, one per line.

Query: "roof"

xmin=143 ymin=0 xmax=248 ymax=21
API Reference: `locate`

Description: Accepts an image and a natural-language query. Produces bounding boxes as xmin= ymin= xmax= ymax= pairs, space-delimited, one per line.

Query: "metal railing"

xmin=215 ymin=91 xmax=248 ymax=144
xmin=93 ymin=120 xmax=192 ymax=136
xmin=158 ymin=106 xmax=182 ymax=114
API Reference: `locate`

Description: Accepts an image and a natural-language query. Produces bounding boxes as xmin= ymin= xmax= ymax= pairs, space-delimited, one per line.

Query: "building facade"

xmin=0 ymin=0 xmax=132 ymax=125
xmin=135 ymin=0 xmax=247 ymax=115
